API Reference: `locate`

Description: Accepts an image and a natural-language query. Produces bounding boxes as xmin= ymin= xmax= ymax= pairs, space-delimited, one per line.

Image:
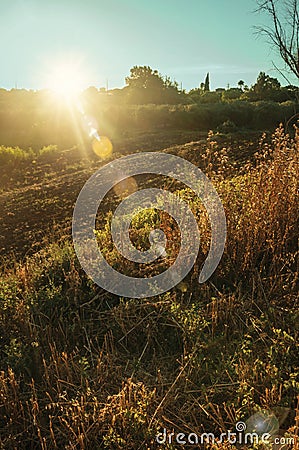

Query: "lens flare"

xmin=92 ymin=136 xmax=113 ymax=159
xmin=177 ymin=281 xmax=188 ymax=292
xmin=113 ymin=176 xmax=138 ymax=198
xmin=45 ymin=62 xmax=89 ymax=101
xmin=43 ymin=59 xmax=112 ymax=159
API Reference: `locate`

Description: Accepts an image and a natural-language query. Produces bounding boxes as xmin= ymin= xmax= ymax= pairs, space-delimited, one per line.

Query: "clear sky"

xmin=0 ymin=0 xmax=294 ymax=91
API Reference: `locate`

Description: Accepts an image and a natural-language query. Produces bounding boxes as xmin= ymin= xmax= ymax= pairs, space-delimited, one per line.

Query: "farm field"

xmin=0 ymin=126 xmax=298 ymax=449
xmin=0 ymin=130 xmax=260 ymax=259
xmin=1 ymin=0 xmax=299 ymax=448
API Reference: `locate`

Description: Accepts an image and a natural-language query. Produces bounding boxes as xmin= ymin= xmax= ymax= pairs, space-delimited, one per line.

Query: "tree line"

xmin=75 ymin=67 xmax=299 ymax=104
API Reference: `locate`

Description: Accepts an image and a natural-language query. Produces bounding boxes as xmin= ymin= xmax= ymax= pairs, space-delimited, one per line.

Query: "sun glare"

xmin=46 ymin=63 xmax=87 ymax=101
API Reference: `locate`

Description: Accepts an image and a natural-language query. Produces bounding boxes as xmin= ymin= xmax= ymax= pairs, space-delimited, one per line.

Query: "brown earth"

xmin=0 ymin=130 xmax=261 ymax=262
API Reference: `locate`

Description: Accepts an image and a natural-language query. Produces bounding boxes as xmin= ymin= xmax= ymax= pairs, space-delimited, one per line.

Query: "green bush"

xmin=0 ymin=145 xmax=34 ymax=168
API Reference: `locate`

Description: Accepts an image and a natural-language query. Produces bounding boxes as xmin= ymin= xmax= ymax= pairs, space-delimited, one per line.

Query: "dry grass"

xmin=0 ymin=126 xmax=298 ymax=449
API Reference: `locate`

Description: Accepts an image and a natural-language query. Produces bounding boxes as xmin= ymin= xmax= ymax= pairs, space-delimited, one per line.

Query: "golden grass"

xmin=0 ymin=126 xmax=298 ymax=449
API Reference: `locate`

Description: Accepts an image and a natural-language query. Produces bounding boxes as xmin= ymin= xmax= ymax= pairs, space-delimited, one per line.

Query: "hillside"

xmin=0 ymin=127 xmax=298 ymax=449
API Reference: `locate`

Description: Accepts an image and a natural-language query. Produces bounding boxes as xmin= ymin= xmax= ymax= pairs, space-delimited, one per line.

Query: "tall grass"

xmin=0 ymin=126 xmax=298 ymax=449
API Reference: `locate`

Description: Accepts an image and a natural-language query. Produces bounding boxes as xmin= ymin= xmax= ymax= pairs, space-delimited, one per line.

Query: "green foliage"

xmin=125 ymin=66 xmax=164 ymax=90
xmin=38 ymin=144 xmax=59 ymax=157
xmin=217 ymin=119 xmax=238 ymax=133
xmin=0 ymin=145 xmax=34 ymax=167
xmin=221 ymin=88 xmax=242 ymax=102
xmin=0 ymin=75 xmax=297 ymax=151
xmin=125 ymin=65 xmax=181 ymax=104
xmin=204 ymin=72 xmax=210 ymax=92
xmin=241 ymin=72 xmax=292 ymax=102
xmin=198 ymin=91 xmax=221 ymax=104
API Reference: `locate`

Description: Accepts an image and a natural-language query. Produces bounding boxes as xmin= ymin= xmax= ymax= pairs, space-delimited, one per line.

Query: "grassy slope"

xmin=0 ymin=128 xmax=298 ymax=449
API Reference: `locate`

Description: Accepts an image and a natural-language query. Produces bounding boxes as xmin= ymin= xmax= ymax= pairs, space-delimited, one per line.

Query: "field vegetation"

xmin=0 ymin=117 xmax=298 ymax=448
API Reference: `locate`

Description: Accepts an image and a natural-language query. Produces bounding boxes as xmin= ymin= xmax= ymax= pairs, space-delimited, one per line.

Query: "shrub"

xmin=0 ymin=145 xmax=34 ymax=168
xmin=217 ymin=119 xmax=238 ymax=133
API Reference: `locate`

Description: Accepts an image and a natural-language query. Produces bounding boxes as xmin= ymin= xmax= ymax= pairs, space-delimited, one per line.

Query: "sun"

xmin=46 ymin=62 xmax=87 ymax=102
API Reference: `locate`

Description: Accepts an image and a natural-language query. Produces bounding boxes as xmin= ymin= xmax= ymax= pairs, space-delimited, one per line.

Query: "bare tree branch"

xmin=255 ymin=0 xmax=299 ymax=80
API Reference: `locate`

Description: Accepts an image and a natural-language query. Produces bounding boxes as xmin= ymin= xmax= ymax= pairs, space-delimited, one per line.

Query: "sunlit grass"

xmin=0 ymin=127 xmax=298 ymax=448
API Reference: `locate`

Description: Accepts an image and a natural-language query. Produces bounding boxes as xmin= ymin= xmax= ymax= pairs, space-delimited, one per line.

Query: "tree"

xmin=125 ymin=66 xmax=164 ymax=103
xmin=222 ymin=88 xmax=242 ymax=101
xmin=204 ymin=73 xmax=210 ymax=91
xmin=238 ymin=80 xmax=245 ymax=90
xmin=125 ymin=66 xmax=180 ymax=104
xmin=255 ymin=71 xmax=280 ymax=88
xmin=243 ymin=71 xmax=282 ymax=101
xmin=199 ymin=82 xmax=205 ymax=91
xmin=162 ymin=76 xmax=183 ymax=101
xmin=254 ymin=71 xmax=281 ymax=95
xmin=256 ymin=0 xmax=299 ymax=80
xmin=125 ymin=66 xmax=164 ymax=90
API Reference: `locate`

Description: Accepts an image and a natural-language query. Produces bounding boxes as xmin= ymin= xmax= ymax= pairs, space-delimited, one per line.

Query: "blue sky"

xmin=0 ymin=0 xmax=294 ymax=91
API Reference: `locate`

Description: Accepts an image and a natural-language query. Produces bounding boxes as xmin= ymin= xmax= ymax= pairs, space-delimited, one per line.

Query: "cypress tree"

xmin=204 ymin=72 xmax=210 ymax=91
